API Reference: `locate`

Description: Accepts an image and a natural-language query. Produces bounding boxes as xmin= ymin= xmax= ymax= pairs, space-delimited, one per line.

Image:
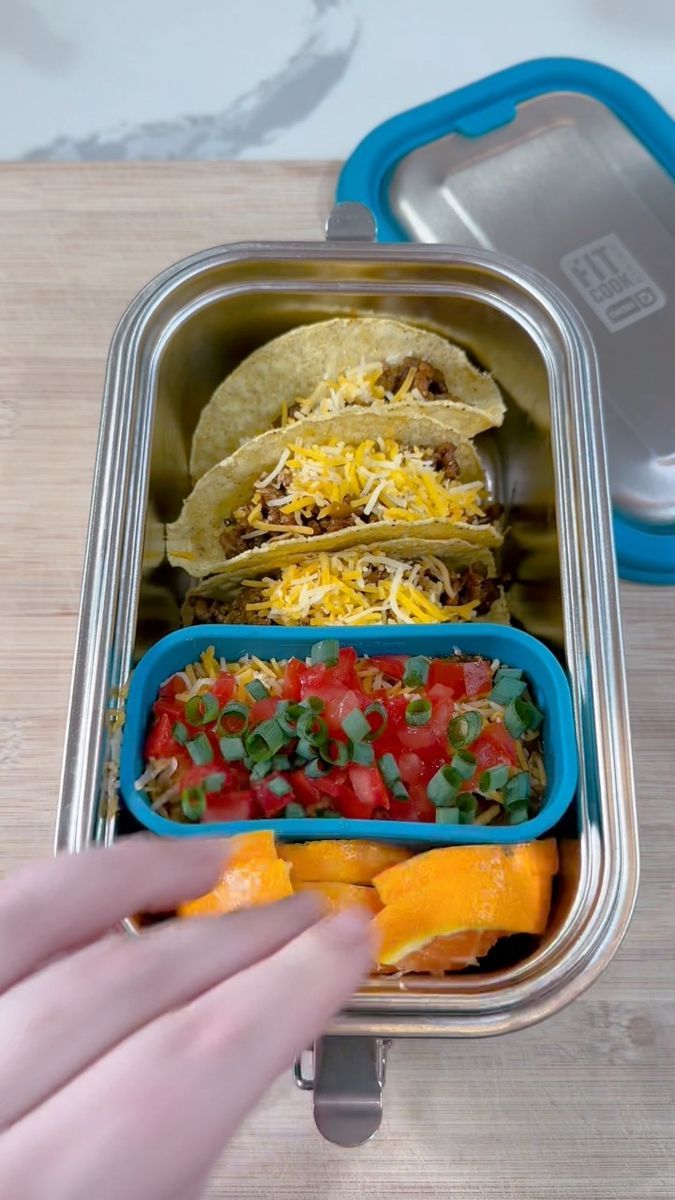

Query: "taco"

xmin=181 ymin=541 xmax=509 ymax=628
xmin=168 ymin=412 xmax=502 ymax=578
xmin=190 ymin=317 xmax=504 ymax=480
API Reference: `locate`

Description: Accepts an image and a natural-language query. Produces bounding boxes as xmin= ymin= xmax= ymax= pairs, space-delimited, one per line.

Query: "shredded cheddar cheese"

xmin=238 ymin=548 xmax=485 ymax=626
xmin=237 ymin=436 xmax=485 ymax=540
xmin=291 ymin=357 xmax=435 ymax=422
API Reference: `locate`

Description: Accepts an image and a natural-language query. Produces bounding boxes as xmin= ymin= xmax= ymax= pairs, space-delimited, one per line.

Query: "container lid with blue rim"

xmin=338 ymin=58 xmax=675 ymax=584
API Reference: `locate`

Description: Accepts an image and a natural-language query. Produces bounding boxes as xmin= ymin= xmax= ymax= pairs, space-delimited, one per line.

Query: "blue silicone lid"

xmin=337 ymin=57 xmax=675 ymax=585
xmin=119 ymin=624 xmax=577 ymax=846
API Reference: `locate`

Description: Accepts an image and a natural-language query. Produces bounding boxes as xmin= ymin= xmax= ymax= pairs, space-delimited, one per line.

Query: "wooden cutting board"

xmin=0 ymin=163 xmax=672 ymax=1200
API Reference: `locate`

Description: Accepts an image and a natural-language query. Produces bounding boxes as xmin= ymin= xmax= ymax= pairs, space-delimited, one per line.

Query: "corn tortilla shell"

xmin=189 ymin=317 xmax=504 ymax=480
xmin=168 ymin=411 xmax=502 ymax=578
xmin=181 ymin=539 xmax=509 ymax=626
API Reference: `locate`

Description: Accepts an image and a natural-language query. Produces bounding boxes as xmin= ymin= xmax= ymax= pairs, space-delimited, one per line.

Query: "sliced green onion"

xmin=377 ymin=754 xmax=409 ymax=801
xmin=310 ymin=639 xmax=339 ymax=666
xmin=172 ymin=721 xmax=189 ymax=745
xmin=304 ymin=758 xmax=331 ymax=779
xmin=220 ymin=735 xmax=244 ymax=761
xmin=504 ymin=697 xmax=543 ymax=738
xmin=245 ymin=718 xmax=286 ymax=761
xmin=295 ymin=738 xmax=316 ymax=761
xmin=320 ymin=739 xmax=348 ymax=767
xmin=301 ymin=696 xmax=325 ymax=713
xmin=479 ymin=764 xmax=510 ymax=793
xmin=341 ymin=708 xmax=371 ymax=743
xmin=276 ymin=702 xmax=304 ymax=735
xmin=271 ymin=754 xmax=292 ymax=772
xmin=451 ymin=750 xmax=476 ymax=781
xmin=435 ymin=806 xmax=459 ymax=825
xmin=204 ymin=772 xmax=225 ymax=794
xmin=489 ymin=676 xmax=527 ymax=704
xmin=268 ymin=776 xmax=292 ymax=798
xmin=351 ymin=740 xmax=375 ymax=765
xmin=503 ymin=771 xmax=531 ymax=808
xmin=448 ymin=710 xmax=483 ymax=749
xmin=180 ymin=785 xmax=206 ymax=821
xmin=363 ymin=701 xmax=387 ymax=740
xmin=427 ymin=764 xmax=462 ymax=807
xmin=215 ymin=701 xmax=249 ymax=737
xmin=250 ymin=759 xmax=273 ymax=782
xmin=246 ymin=679 xmax=269 ymax=701
xmin=185 ymin=691 xmax=219 ymax=726
xmin=186 ymin=733 xmax=214 ymax=766
xmin=405 ymin=697 xmax=432 ymax=727
xmin=403 ymin=655 xmax=430 ymax=687
xmin=285 ymin=801 xmax=305 ymax=819
xmin=296 ymin=710 xmax=328 ymax=746
xmin=319 ymin=806 xmax=341 ymax=819
xmin=495 ymin=667 xmax=523 ymax=680
xmin=507 ymin=801 xmax=529 ymax=825
xmin=457 ymin=793 xmax=478 ymax=824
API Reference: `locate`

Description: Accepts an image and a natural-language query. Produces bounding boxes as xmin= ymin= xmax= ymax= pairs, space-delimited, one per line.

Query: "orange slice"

xmin=392 ymin=930 xmax=503 ymax=975
xmin=373 ymin=840 xmax=558 ymax=967
xmin=279 ymin=839 xmax=411 ymax=886
xmin=178 ymin=831 xmax=292 ymax=917
xmin=295 ymin=880 xmax=382 ymax=916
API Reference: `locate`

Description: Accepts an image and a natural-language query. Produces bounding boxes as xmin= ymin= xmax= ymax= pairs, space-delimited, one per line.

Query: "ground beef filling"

xmin=450 ymin=564 xmax=501 ymax=615
xmin=189 ymin=564 xmax=500 ymax=627
xmin=219 ymin=442 xmax=470 ymax=554
xmin=377 ymin=357 xmax=448 ymax=399
xmin=189 ymin=595 xmax=270 ymax=626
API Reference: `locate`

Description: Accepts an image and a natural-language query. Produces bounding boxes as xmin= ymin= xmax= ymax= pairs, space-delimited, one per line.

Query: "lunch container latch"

xmin=325 ymin=201 xmax=376 ymax=243
xmin=294 ymin=1036 xmax=388 ymax=1145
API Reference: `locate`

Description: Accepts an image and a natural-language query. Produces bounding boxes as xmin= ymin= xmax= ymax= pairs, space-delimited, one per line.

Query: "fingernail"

xmin=322 ymin=908 xmax=374 ymax=947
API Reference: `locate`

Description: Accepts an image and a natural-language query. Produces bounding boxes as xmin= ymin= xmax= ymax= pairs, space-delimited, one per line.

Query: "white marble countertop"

xmin=3 ymin=0 xmax=674 ymax=162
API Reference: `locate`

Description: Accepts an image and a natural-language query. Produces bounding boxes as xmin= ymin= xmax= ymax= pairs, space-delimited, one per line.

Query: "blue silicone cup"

xmin=119 ymin=624 xmax=577 ymax=845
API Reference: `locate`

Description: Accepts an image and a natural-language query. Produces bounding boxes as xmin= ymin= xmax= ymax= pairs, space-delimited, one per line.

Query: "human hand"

xmin=0 ymin=837 xmax=373 ymax=1199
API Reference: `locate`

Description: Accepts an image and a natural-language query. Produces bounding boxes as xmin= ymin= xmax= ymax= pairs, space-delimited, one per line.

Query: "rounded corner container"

xmin=119 ymin=624 xmax=577 ymax=845
xmin=55 ymin=214 xmax=638 ymax=1145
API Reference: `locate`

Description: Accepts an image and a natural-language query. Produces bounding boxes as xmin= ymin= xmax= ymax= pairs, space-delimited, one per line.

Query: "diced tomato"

xmin=367 ymin=655 xmax=407 ymax=681
xmin=462 ymin=660 xmax=492 ymax=698
xmin=248 ymin=697 xmax=278 ymax=726
xmin=144 ymin=712 xmax=181 ymax=760
xmin=397 ymin=751 xmax=426 ymax=787
xmin=427 ymin=659 xmax=492 ymax=700
xmin=389 ymin=782 xmax=436 ymax=823
xmin=158 ymin=674 xmax=185 ymax=700
xmin=281 ymin=657 xmax=304 ymax=701
xmin=209 ymin=672 xmax=236 ymax=706
xmin=204 ymin=788 xmax=257 ymax=822
xmin=298 ymin=648 xmax=361 ymax=698
xmin=288 ymin=770 xmax=323 ymax=809
xmin=348 ymin=764 xmax=389 ymax=815
xmin=253 ymin=774 xmax=294 ymax=817
xmin=462 ymin=722 xmax=518 ymax=791
xmin=427 ymin=660 xmax=466 ymax=695
xmin=321 ymin=688 xmax=363 ymax=737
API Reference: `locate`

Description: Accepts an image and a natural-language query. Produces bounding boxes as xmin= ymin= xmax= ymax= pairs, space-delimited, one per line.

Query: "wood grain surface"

xmin=0 ymin=163 xmax=672 ymax=1199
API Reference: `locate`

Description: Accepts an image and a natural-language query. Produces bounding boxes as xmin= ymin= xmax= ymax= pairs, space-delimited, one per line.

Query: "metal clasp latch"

xmin=294 ymin=1036 xmax=388 ymax=1145
xmin=325 ymin=202 xmax=377 ymax=243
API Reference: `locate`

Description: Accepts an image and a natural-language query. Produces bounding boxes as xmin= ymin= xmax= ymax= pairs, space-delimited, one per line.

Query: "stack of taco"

xmin=168 ymin=317 xmax=509 ymax=628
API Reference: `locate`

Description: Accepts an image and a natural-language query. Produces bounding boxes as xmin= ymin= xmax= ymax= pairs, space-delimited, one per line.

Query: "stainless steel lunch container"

xmin=55 ymin=205 xmax=638 ymax=1145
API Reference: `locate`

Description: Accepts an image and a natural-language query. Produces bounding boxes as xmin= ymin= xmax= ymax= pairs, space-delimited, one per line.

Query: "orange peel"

xmin=178 ymin=831 xmax=292 ymax=917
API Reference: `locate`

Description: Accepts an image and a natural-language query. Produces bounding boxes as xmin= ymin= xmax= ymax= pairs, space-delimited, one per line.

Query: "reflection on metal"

xmin=295 ymin=1038 xmax=388 ymax=1145
xmin=325 ymin=201 xmax=377 ymax=242
xmin=55 ymin=236 xmax=638 ymax=1045
xmin=389 ymin=93 xmax=675 ymax=524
